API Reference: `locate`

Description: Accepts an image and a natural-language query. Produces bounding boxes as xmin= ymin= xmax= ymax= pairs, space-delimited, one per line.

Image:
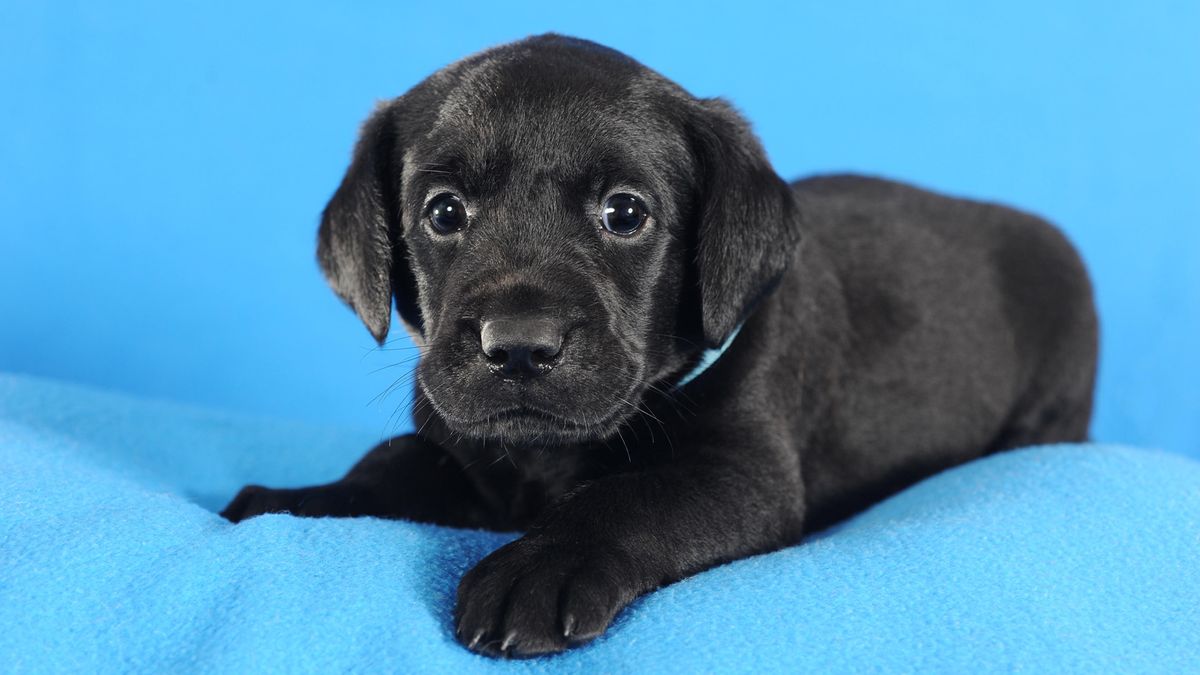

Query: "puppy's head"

xmin=319 ymin=35 xmax=801 ymax=443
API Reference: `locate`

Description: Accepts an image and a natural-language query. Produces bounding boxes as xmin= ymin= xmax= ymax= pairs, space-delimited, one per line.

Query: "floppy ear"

xmin=689 ymin=98 xmax=804 ymax=347
xmin=317 ymin=102 xmax=422 ymax=344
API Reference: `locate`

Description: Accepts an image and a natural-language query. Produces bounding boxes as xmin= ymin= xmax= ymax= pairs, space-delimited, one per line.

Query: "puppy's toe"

xmin=454 ymin=550 xmax=517 ymax=655
xmin=220 ymin=485 xmax=295 ymax=522
xmin=559 ymin=563 xmax=630 ymax=644
xmin=499 ymin=572 xmax=568 ymax=656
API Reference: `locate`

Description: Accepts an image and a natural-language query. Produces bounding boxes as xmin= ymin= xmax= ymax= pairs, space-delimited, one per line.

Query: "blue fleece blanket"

xmin=1 ymin=372 xmax=1197 ymax=673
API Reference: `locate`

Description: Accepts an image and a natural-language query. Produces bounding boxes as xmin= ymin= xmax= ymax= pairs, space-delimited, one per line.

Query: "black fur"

xmin=222 ymin=35 xmax=1098 ymax=657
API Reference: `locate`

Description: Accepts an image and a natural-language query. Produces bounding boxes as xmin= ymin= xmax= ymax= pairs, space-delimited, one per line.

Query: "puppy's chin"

xmin=438 ymin=404 xmax=633 ymax=445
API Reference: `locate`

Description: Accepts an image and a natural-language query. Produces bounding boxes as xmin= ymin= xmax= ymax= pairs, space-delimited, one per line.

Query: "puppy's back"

xmin=796 ymin=172 xmax=1099 ymax=403
xmin=793 ymin=175 xmax=1096 ymax=399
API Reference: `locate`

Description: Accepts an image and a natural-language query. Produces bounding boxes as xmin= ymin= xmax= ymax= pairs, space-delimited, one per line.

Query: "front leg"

xmin=454 ymin=439 xmax=805 ymax=656
xmin=221 ymin=434 xmax=497 ymax=529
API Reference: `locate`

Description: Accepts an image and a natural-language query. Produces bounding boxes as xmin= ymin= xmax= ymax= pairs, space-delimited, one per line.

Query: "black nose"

xmin=479 ymin=318 xmax=565 ymax=378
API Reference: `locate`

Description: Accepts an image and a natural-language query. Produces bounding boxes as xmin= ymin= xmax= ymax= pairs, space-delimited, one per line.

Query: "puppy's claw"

xmin=500 ymin=630 xmax=518 ymax=654
xmin=562 ymin=614 xmax=576 ymax=638
xmin=467 ymin=629 xmax=485 ymax=650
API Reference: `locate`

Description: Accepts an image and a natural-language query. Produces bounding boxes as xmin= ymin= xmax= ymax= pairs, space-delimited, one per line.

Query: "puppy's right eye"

xmin=427 ymin=194 xmax=467 ymax=234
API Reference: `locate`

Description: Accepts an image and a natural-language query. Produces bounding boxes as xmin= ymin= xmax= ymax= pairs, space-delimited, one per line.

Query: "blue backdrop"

xmin=2 ymin=2 xmax=1197 ymax=456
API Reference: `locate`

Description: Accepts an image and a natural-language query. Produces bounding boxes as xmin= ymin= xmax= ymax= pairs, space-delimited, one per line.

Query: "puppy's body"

xmin=223 ymin=36 xmax=1097 ymax=656
xmin=778 ymin=175 xmax=1096 ymax=529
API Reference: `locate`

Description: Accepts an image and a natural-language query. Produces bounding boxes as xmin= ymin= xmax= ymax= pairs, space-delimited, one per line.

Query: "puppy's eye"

xmin=601 ymin=193 xmax=648 ymax=236
xmin=427 ymin=193 xmax=467 ymax=234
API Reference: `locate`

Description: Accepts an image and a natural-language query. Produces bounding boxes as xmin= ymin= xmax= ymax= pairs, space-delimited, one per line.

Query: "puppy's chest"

xmin=455 ymin=441 xmax=617 ymax=528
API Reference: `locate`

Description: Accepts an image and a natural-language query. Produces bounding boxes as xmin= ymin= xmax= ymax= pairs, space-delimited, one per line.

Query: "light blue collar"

xmin=675 ymin=323 xmax=744 ymax=388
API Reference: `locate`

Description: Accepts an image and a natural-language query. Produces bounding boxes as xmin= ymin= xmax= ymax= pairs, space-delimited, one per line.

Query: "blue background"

xmin=2 ymin=2 xmax=1197 ymax=456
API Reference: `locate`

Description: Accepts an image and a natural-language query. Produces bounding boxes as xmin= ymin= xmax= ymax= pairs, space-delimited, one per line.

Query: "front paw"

xmin=454 ymin=536 xmax=640 ymax=657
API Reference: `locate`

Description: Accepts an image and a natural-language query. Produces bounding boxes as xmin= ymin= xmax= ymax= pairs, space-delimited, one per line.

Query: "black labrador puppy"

xmin=222 ymin=34 xmax=1098 ymax=656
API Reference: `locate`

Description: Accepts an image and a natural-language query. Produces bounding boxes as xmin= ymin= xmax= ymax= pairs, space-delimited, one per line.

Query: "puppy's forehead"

xmin=415 ymin=38 xmax=685 ymax=173
xmin=435 ymin=38 xmax=650 ymax=123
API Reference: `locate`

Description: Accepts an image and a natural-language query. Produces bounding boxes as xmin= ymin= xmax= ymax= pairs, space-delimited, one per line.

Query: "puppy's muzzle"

xmin=480 ymin=317 xmax=566 ymax=380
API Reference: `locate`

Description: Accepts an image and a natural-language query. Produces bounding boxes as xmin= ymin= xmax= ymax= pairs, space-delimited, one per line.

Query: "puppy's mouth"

xmin=419 ymin=376 xmax=640 ymax=444
xmin=492 ymin=407 xmax=565 ymax=424
xmin=489 ymin=407 xmax=584 ymax=437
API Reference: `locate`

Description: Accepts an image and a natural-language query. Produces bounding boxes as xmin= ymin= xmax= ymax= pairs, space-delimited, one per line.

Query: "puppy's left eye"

xmin=602 ymin=193 xmax=648 ymax=236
